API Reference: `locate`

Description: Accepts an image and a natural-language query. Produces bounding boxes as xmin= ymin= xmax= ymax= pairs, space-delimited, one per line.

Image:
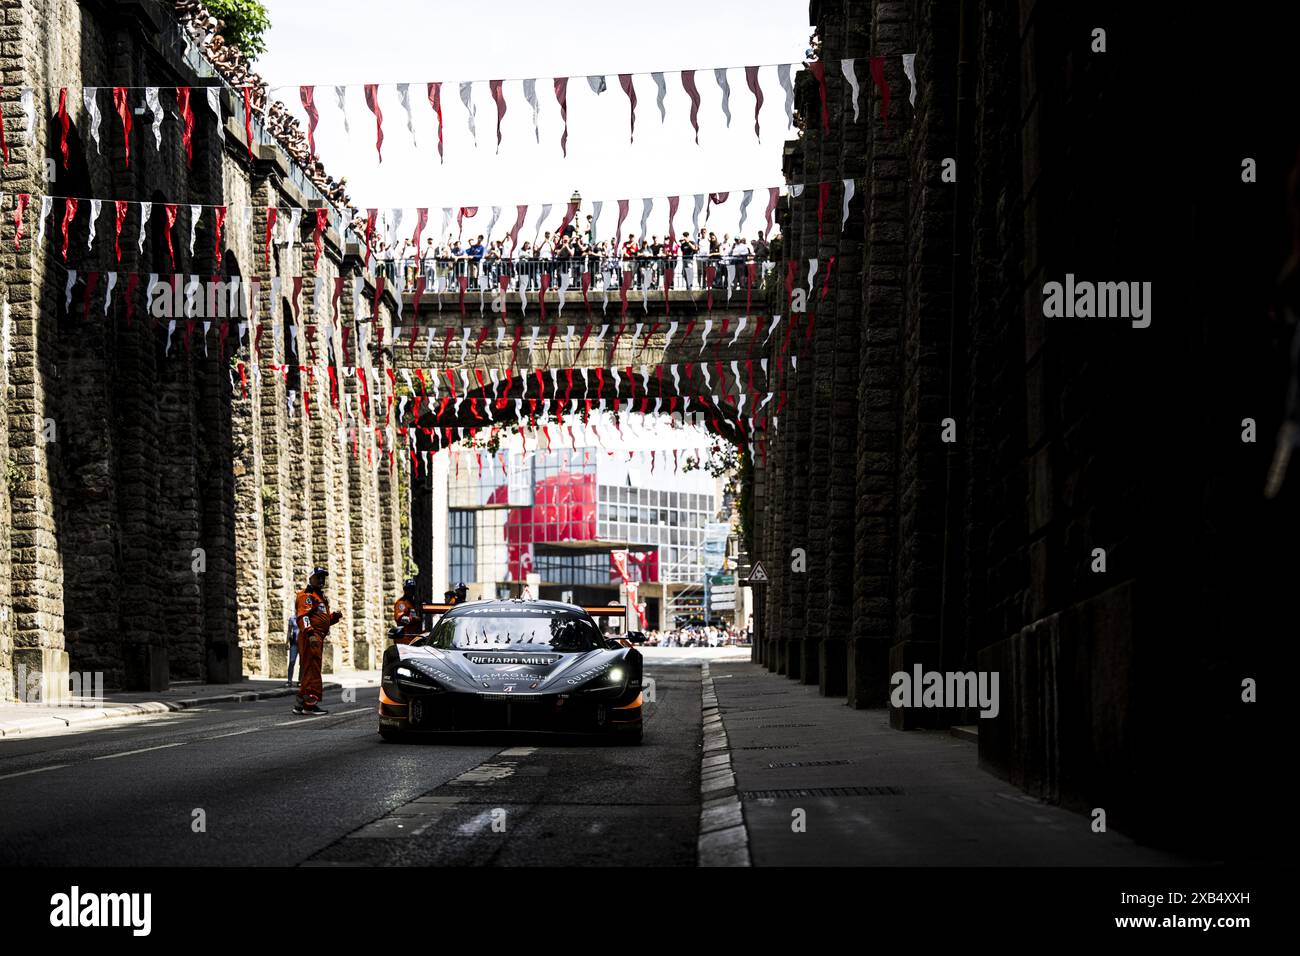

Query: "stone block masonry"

xmin=745 ymin=0 xmax=1275 ymax=853
xmin=0 ymin=0 xmax=406 ymax=695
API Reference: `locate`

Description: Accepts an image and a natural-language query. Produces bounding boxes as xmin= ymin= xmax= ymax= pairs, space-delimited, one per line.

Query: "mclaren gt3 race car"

xmin=378 ymin=599 xmax=644 ymax=743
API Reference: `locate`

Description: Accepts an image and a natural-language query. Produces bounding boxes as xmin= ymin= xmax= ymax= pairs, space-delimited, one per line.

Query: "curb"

xmin=697 ymin=661 xmax=752 ymax=867
xmin=0 ymin=681 xmax=343 ymax=737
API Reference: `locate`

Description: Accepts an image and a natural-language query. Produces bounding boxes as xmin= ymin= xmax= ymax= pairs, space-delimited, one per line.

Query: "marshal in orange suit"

xmin=293 ymin=567 xmax=342 ymax=715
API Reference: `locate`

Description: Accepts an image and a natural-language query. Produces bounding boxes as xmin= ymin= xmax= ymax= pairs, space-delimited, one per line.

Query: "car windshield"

xmin=420 ymin=609 xmax=604 ymax=652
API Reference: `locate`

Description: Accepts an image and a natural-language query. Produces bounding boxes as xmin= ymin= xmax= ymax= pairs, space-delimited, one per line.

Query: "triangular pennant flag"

xmin=738 ymin=189 xmax=753 ymax=235
xmin=459 ymin=81 xmax=477 ymax=145
xmin=652 ymin=71 xmax=667 ymax=122
xmin=681 ymin=70 xmax=701 ymax=143
xmin=639 ymin=197 xmax=652 ymax=242
xmin=522 ymin=78 xmax=540 ymax=143
xmin=744 ymin=65 xmax=764 ymax=140
xmin=427 ymin=81 xmax=444 ymax=162
xmin=87 ymin=199 xmax=101 ymax=255
xmin=765 ymin=186 xmax=779 ymax=237
xmin=59 ymin=196 xmax=77 ymax=260
xmin=175 ymin=86 xmax=195 ymax=165
xmin=56 ymin=87 xmax=70 ymax=169
xmin=36 ymin=195 xmax=52 ymax=246
xmin=533 ymin=203 xmax=552 ymax=247
xmin=841 ymin=58 xmax=861 ymax=122
xmin=509 ymin=204 xmax=527 ymax=253
xmin=902 ymin=54 xmax=918 ymax=107
xmin=553 ymin=76 xmax=568 ymax=157
xmin=363 ymin=83 xmax=384 ymax=162
xmin=137 ymin=200 xmax=151 ymax=256
xmin=103 ymin=271 xmax=117 ymax=315
xmin=618 ymin=74 xmax=637 ymax=143
xmin=714 ymin=67 xmax=732 ymax=127
xmin=335 ymin=84 xmax=351 ymax=133
xmin=841 ymin=179 xmax=855 ymax=231
xmin=112 ymin=88 xmax=132 ymax=167
xmin=397 ymin=82 xmax=417 ymax=147
xmin=300 ymin=85 xmax=318 ymax=155
xmin=144 ymin=87 xmax=164 ymax=152
xmin=21 ymin=88 xmax=35 ymax=145
xmin=207 ymin=87 xmax=223 ymax=141
xmin=489 ymin=79 xmax=507 ymax=152
xmin=777 ymin=63 xmax=794 ymax=129
xmin=188 ymin=203 xmax=201 ymax=258
xmin=113 ymin=200 xmax=128 ymax=261
xmin=83 ymin=87 xmax=102 ymax=153
xmin=587 ymin=74 xmax=607 ymax=95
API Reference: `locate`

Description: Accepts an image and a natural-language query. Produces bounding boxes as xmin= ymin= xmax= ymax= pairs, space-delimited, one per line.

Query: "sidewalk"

xmin=706 ymin=661 xmax=1197 ymax=866
xmin=0 ymin=673 xmax=378 ymax=738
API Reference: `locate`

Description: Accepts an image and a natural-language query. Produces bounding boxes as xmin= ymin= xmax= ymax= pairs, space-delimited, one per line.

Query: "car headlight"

xmin=609 ymin=667 xmax=624 ymax=683
xmin=393 ymin=661 xmax=446 ymax=690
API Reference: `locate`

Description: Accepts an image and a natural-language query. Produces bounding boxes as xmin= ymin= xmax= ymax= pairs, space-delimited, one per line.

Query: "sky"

xmin=257 ymin=0 xmax=812 ymax=242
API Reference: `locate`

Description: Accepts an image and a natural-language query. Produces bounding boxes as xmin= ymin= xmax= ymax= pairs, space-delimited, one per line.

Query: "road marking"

xmin=93 ymin=742 xmax=186 ymax=760
xmin=499 ymin=746 xmax=537 ymax=756
xmin=273 ymin=707 xmax=370 ymax=727
xmin=205 ymin=728 xmax=260 ymax=740
xmin=0 ymin=764 xmax=69 ymax=781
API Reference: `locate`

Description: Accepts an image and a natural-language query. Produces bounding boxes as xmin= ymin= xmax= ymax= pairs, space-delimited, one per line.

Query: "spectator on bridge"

xmin=467 ymin=235 xmax=485 ymax=282
xmin=681 ymin=232 xmax=698 ymax=289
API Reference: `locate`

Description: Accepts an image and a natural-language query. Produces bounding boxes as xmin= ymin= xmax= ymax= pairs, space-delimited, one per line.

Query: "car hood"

xmin=394 ymin=643 xmax=626 ymax=693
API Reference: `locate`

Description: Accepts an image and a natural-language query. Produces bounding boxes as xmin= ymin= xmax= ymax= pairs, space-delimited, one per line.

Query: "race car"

xmin=378 ymin=599 xmax=644 ymax=743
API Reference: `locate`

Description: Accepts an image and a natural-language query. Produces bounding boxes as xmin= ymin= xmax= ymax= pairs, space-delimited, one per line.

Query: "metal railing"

xmin=374 ymin=255 xmax=777 ymax=293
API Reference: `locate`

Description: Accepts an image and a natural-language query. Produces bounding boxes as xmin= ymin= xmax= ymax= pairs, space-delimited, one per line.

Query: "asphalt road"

xmin=0 ymin=665 xmax=700 ymax=866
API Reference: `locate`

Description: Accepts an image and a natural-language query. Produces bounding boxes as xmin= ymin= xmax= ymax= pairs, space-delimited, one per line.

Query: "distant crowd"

xmin=642 ymin=623 xmax=749 ymax=647
xmin=373 ymin=218 xmax=780 ymax=292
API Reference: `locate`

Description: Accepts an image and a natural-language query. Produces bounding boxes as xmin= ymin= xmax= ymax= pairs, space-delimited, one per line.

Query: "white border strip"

xmin=697 ymin=661 xmax=751 ymax=867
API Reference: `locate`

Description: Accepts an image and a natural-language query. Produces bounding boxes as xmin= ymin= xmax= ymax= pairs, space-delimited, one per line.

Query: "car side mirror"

xmin=625 ymin=631 xmax=646 ymax=645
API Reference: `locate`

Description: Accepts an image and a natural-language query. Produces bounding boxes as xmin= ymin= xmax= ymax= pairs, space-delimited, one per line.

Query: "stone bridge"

xmin=389 ymin=287 xmax=783 ymax=445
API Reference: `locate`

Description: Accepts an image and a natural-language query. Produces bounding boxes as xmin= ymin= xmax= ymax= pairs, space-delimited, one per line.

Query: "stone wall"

xmin=1 ymin=0 xmax=407 ymax=696
xmin=750 ymin=0 xmax=1277 ymax=851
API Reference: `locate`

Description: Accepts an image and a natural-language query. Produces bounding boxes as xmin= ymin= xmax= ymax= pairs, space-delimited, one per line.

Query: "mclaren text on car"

xmin=378 ymin=599 xmax=644 ymax=743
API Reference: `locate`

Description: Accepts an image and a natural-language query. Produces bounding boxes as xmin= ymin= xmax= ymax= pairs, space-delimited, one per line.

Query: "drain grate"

xmin=765 ymin=759 xmax=851 ymax=769
xmin=742 ymin=786 xmax=904 ymax=799
xmin=734 ymin=745 xmax=798 ymax=750
xmin=754 ymin=723 xmax=817 ymax=729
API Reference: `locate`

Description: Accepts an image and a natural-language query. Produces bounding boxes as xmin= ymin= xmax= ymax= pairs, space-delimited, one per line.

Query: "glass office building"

xmin=441 ymin=443 xmax=721 ymax=620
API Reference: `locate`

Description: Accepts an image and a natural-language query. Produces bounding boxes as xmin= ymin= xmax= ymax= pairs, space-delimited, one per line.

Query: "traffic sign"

xmin=745 ymin=561 xmax=770 ymax=585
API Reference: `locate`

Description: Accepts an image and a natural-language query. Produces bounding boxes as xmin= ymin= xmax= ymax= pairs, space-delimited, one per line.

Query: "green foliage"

xmin=206 ymin=0 xmax=272 ymax=60
xmin=5 ymin=455 xmax=21 ymax=497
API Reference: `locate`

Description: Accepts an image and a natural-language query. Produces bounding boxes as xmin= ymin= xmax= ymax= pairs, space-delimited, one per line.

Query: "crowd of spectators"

xmin=641 ymin=622 xmax=749 ymax=647
xmin=370 ymin=217 xmax=779 ymax=293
